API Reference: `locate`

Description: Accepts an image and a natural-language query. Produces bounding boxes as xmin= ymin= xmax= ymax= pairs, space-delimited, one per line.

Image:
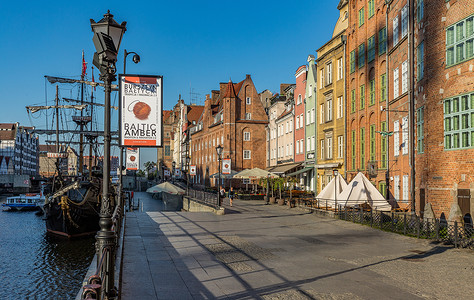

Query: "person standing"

xmin=229 ymin=186 xmax=235 ymax=207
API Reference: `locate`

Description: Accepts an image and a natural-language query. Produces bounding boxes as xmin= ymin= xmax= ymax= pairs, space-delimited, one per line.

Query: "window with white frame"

xmin=338 ymin=135 xmax=344 ymax=158
xmin=311 ymin=136 xmax=315 ymax=151
xmin=320 ymin=103 xmax=325 ymax=124
xmin=401 ymin=5 xmax=408 ymax=38
xmin=307 ymin=110 xmax=310 ymax=125
xmin=300 ymin=113 xmax=304 ymax=126
xmin=327 ymin=136 xmax=333 ymax=159
xmin=221 ymin=136 xmax=224 ymax=144
xmin=393 ymin=16 xmax=399 ymax=45
xmin=298 ymin=94 xmax=302 ymax=105
xmin=289 ymin=119 xmax=293 ymax=132
xmin=300 ymin=139 xmax=304 ymax=154
xmin=326 ymin=62 xmax=332 ymax=85
xmin=311 ymin=108 xmax=315 ymax=123
xmin=394 ymin=120 xmax=400 ymax=156
xmin=393 ymin=67 xmax=399 ymax=99
xmin=286 ymin=121 xmax=289 ymax=133
xmin=402 ymin=60 xmax=408 ymax=94
xmin=244 ymin=132 xmax=250 ymax=141
xmin=337 ymin=96 xmax=343 ymax=118
xmin=290 ymin=142 xmax=293 ymax=155
xmin=402 ymin=116 xmax=409 ymax=155
xmin=394 ymin=175 xmax=400 ymax=200
xmin=337 ymin=57 xmax=343 ymax=80
xmin=245 ymin=113 xmax=251 ymax=120
xmin=309 ymin=84 xmax=313 ymax=97
xmin=296 ymin=116 xmax=299 ymax=129
xmin=286 ymin=144 xmax=289 ymax=156
xmin=320 ymin=139 xmax=325 ymax=160
xmin=320 ymin=69 xmax=324 ymax=89
xmin=246 ymin=97 xmax=251 ymax=104
xmin=402 ymin=175 xmax=409 ymax=202
xmin=307 ymin=137 xmax=311 ymax=152
xmin=243 ymin=150 xmax=251 ymax=159
xmin=296 ymin=140 xmax=299 ymax=154
xmin=326 ymin=97 xmax=333 ymax=122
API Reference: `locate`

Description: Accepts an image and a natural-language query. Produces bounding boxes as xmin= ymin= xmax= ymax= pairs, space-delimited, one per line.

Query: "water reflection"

xmin=0 ymin=210 xmax=95 ymax=299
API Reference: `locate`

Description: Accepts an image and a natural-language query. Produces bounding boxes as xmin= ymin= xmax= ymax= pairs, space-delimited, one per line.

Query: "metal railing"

xmin=81 ymin=189 xmax=126 ymax=300
xmin=187 ymin=188 xmax=219 ymax=208
xmin=296 ymin=199 xmax=473 ymax=249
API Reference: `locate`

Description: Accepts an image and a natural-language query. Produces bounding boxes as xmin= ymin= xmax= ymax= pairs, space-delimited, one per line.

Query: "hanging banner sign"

xmin=222 ymin=159 xmax=231 ymax=175
xmin=126 ymin=147 xmax=140 ymax=170
xmin=190 ymin=165 xmax=196 ymax=176
xmin=164 ymin=170 xmax=170 ymax=176
xmin=119 ymin=75 xmax=163 ymax=147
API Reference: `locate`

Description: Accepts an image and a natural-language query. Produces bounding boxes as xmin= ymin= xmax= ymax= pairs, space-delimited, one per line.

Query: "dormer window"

xmin=245 ymin=113 xmax=251 ymax=120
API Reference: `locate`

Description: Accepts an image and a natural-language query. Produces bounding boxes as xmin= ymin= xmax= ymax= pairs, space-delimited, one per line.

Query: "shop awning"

xmin=315 ymin=163 xmax=340 ymax=169
xmin=287 ymin=167 xmax=313 ymax=177
xmin=269 ymin=162 xmax=302 ymax=174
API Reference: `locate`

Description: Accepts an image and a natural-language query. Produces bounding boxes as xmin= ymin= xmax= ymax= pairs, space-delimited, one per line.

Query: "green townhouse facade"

xmin=305 ymin=55 xmax=318 ymax=193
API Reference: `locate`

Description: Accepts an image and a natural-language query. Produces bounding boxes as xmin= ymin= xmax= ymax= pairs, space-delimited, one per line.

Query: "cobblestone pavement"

xmin=121 ymin=193 xmax=473 ymax=299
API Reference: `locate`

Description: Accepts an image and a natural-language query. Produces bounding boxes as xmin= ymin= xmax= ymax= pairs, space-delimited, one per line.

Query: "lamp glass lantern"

xmin=216 ymin=145 xmax=223 ymax=159
xmin=90 ymin=10 xmax=127 ymax=52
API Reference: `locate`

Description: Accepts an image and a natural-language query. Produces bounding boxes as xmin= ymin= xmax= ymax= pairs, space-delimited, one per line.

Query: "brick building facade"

xmin=189 ymin=75 xmax=268 ymax=187
xmin=346 ymin=0 xmax=390 ymax=201
xmin=415 ymin=0 xmax=474 ymax=220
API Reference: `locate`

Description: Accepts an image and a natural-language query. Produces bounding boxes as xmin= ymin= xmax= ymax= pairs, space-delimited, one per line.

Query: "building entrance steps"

xmin=120 ymin=192 xmax=473 ymax=299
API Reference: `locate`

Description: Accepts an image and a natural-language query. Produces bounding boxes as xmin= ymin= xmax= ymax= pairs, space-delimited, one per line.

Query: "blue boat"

xmin=2 ymin=194 xmax=44 ymax=211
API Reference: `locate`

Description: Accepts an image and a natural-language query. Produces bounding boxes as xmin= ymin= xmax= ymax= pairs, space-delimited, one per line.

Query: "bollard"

xmin=454 ymin=221 xmax=458 ymax=248
xmin=403 ymin=214 xmax=407 ymax=235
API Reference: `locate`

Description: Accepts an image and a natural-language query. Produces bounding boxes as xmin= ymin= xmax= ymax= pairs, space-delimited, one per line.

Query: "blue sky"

xmin=0 ymin=0 xmax=340 ymax=167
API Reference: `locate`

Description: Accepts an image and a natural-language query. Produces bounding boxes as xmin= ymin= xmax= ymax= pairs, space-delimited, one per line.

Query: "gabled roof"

xmin=163 ymin=110 xmax=172 ymax=121
xmin=276 ymin=108 xmax=293 ymax=121
xmin=187 ymin=105 xmax=204 ymax=123
xmin=0 ymin=123 xmax=16 ymax=130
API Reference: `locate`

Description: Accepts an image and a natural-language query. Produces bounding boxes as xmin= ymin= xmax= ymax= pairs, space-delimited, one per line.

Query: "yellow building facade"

xmin=315 ymin=0 xmax=348 ymax=192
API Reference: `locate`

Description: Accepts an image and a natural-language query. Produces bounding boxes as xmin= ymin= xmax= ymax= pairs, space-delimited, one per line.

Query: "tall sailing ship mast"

xmin=26 ymin=53 xmax=118 ymax=238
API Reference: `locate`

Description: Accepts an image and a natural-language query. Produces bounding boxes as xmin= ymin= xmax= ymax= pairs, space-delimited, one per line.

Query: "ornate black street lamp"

xmin=216 ymin=145 xmax=223 ymax=207
xmin=90 ymin=10 xmax=126 ymax=298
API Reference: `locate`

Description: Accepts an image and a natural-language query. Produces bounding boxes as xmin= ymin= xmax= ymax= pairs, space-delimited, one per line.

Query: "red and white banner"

xmin=119 ymin=75 xmax=163 ymax=147
xmin=222 ymin=159 xmax=231 ymax=175
xmin=126 ymin=147 xmax=140 ymax=170
xmin=190 ymin=165 xmax=196 ymax=176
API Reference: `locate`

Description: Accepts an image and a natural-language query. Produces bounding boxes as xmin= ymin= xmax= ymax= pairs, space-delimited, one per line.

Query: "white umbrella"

xmin=146 ymin=182 xmax=185 ymax=195
xmin=233 ymin=168 xmax=279 ymax=179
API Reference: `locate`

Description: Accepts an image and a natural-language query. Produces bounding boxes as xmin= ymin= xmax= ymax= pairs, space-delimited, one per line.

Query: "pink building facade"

xmin=294 ymin=65 xmax=307 ymax=163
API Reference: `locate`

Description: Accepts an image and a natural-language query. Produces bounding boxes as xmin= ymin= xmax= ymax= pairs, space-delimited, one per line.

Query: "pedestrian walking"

xmin=229 ymin=186 xmax=235 ymax=207
xmin=219 ymin=186 xmax=225 ymax=206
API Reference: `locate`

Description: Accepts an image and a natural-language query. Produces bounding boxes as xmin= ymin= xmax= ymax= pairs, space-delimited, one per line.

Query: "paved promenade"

xmin=121 ymin=192 xmax=473 ymax=299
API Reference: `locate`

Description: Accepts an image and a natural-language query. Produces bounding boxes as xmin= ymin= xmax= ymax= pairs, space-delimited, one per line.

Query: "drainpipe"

xmin=341 ymin=34 xmax=347 ymax=182
xmin=385 ymin=1 xmax=391 ymax=201
xmin=408 ymin=0 xmax=416 ymax=214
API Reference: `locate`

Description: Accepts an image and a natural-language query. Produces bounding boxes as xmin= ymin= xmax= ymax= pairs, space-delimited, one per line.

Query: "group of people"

xmin=219 ymin=186 xmax=234 ymax=207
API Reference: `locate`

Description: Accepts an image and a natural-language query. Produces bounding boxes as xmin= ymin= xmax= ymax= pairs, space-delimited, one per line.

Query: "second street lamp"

xmin=216 ymin=145 xmax=223 ymax=207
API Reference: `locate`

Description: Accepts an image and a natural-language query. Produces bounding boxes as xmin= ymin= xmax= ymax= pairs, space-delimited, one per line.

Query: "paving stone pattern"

xmin=121 ymin=192 xmax=473 ymax=299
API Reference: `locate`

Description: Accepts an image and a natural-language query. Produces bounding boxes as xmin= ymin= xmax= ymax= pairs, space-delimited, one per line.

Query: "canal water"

xmin=0 ymin=191 xmax=177 ymax=299
xmin=0 ymin=203 xmax=95 ymax=299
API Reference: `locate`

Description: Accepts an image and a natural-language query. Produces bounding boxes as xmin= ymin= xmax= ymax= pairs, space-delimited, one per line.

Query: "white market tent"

xmin=315 ymin=174 xmax=348 ymax=208
xmin=338 ymin=172 xmax=392 ymax=211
